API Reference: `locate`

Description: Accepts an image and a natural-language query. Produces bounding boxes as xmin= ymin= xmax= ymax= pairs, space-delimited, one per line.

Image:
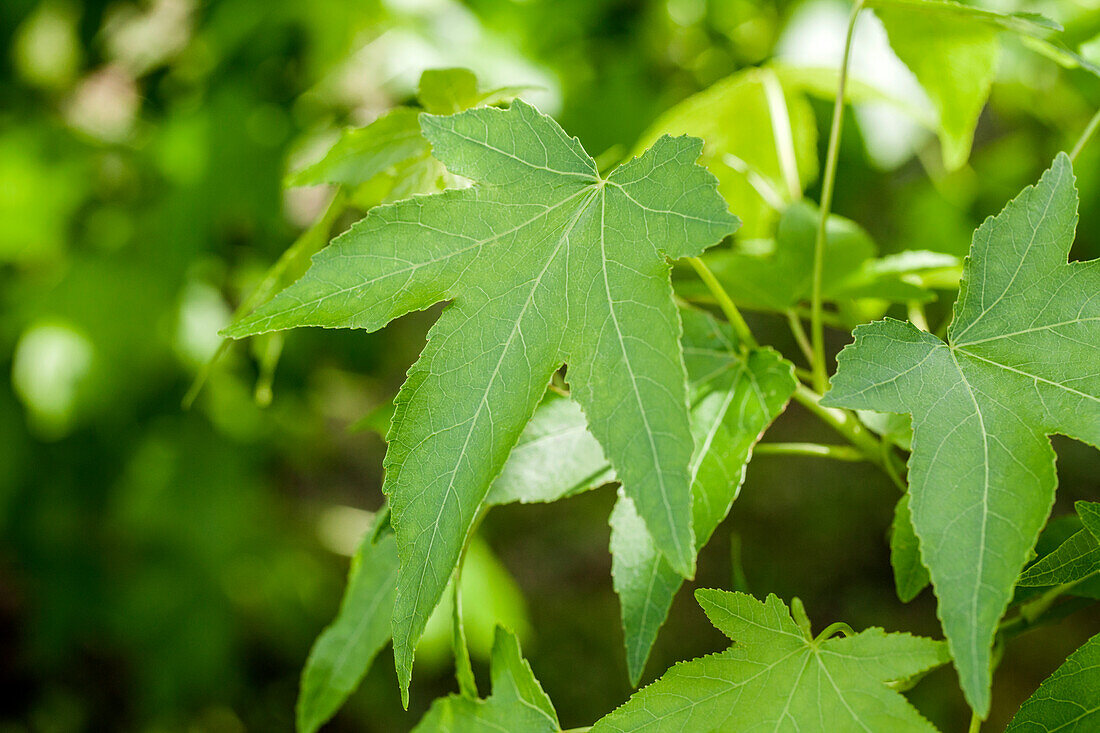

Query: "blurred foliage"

xmin=0 ymin=0 xmax=1098 ymax=731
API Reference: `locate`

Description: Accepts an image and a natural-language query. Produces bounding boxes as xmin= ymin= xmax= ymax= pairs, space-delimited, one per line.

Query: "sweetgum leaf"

xmin=869 ymin=0 xmax=1061 ymax=169
xmin=873 ymin=2 xmax=997 ymax=171
xmin=592 ymin=591 xmax=948 ymax=732
xmin=1018 ymin=502 xmax=1100 ymax=588
xmin=822 ymin=153 xmax=1099 ymax=715
xmin=412 ymin=627 xmax=559 ymax=733
xmin=636 ymin=67 xmax=817 ymax=237
xmin=1006 ymin=633 xmax=1100 ymax=732
xmin=226 ymin=99 xmax=739 ymax=701
xmin=611 ymin=307 xmax=795 ymax=684
xmin=297 ymin=528 xmax=398 ymax=733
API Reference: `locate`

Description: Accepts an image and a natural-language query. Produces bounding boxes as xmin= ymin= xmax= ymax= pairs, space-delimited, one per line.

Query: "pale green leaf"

xmin=873 ymin=1 xmax=998 ymax=171
xmin=822 ymin=153 xmax=1099 ymax=714
xmin=637 ymin=66 xmax=817 ymax=237
xmin=485 ymin=394 xmax=613 ymax=506
xmin=297 ymin=529 xmax=398 ymax=733
xmin=1006 ymin=633 xmax=1100 ymax=732
xmin=682 ymin=201 xmax=932 ymax=314
xmin=416 ymin=67 xmax=533 ymax=116
xmin=592 ymin=590 xmax=948 ymax=732
xmin=288 ymin=108 xmax=429 ymax=188
xmin=225 ymin=99 xmax=738 ymax=701
xmin=866 ymin=0 xmax=1060 ymax=37
xmin=417 ymin=68 xmax=481 ymax=115
xmin=1018 ymin=502 xmax=1100 ymax=588
xmin=891 ymin=493 xmax=930 ymax=602
xmin=412 ymin=627 xmax=559 ymax=733
xmin=858 ymin=409 xmax=913 ymax=451
xmin=611 ymin=307 xmax=796 ymax=684
xmin=869 ymin=1 xmax=1067 ymax=169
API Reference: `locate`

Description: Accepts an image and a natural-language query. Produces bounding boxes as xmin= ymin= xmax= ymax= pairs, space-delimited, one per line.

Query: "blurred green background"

xmin=1 ymin=0 xmax=1098 ymax=731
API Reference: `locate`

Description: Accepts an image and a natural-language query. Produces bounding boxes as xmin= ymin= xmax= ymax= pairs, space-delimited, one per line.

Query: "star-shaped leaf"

xmin=821 ymin=153 xmax=1099 ymax=715
xmin=591 ymin=590 xmax=948 ymax=732
xmin=412 ymin=627 xmax=559 ymax=733
xmin=226 ymin=99 xmax=739 ymax=701
xmin=1006 ymin=632 xmax=1100 ymax=733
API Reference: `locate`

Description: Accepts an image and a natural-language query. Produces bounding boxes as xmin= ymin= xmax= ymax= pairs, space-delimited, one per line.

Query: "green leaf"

xmin=1005 ymin=633 xmax=1100 ymax=732
xmin=412 ymin=627 xmax=559 ymax=733
xmin=226 ymin=99 xmax=739 ymax=701
xmin=869 ymin=1 xmax=1067 ymax=169
xmin=873 ymin=1 xmax=999 ymax=171
xmin=685 ymin=201 xmax=877 ymax=312
xmin=866 ymin=0 xmax=1060 ymax=37
xmin=485 ymin=394 xmax=613 ymax=506
xmin=891 ymin=493 xmax=930 ymax=602
xmin=611 ymin=307 xmax=796 ymax=684
xmin=858 ymin=409 xmax=913 ymax=451
xmin=416 ymin=68 xmax=533 ymax=116
xmin=592 ymin=591 xmax=948 ymax=732
xmin=417 ymin=68 xmax=481 ymax=115
xmin=1018 ymin=502 xmax=1100 ymax=588
xmin=288 ymin=108 xmax=430 ymax=188
xmin=297 ymin=529 xmax=399 ymax=733
xmin=822 ymin=153 xmax=1099 ymax=715
xmin=637 ymin=66 xmax=817 ymax=237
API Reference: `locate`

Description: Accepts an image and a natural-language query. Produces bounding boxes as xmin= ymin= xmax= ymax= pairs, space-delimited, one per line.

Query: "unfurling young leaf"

xmin=412 ymin=627 xmax=559 ymax=733
xmin=226 ymin=99 xmax=739 ymax=702
xmin=1005 ymin=632 xmax=1100 ymax=732
xmin=822 ymin=153 xmax=1099 ymax=715
xmin=592 ymin=590 xmax=948 ymax=732
xmin=1018 ymin=502 xmax=1100 ymax=589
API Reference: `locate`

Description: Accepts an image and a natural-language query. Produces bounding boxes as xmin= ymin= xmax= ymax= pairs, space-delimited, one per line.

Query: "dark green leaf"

xmin=822 ymin=154 xmax=1099 ymax=714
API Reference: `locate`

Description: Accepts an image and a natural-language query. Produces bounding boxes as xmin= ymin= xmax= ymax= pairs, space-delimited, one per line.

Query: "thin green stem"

xmin=786 ymin=310 xmax=815 ymax=366
xmin=810 ymin=0 xmax=864 ymax=392
xmin=1069 ymin=107 xmax=1100 ymax=163
xmin=814 ymin=621 xmax=856 ymax=642
xmin=452 ymin=511 xmax=485 ymax=699
xmin=755 ymin=442 xmax=866 ymax=462
xmin=968 ymin=710 xmax=983 ymax=733
xmin=793 ymin=385 xmax=884 ymax=465
xmin=687 ymin=257 xmax=758 ymax=348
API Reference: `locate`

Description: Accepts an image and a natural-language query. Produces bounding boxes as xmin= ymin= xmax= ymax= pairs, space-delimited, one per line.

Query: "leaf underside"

xmin=823 ymin=153 xmax=1099 ymax=714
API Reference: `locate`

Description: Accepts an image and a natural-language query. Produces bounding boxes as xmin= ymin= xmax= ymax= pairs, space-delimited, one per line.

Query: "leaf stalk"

xmin=687 ymin=257 xmax=758 ymax=349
